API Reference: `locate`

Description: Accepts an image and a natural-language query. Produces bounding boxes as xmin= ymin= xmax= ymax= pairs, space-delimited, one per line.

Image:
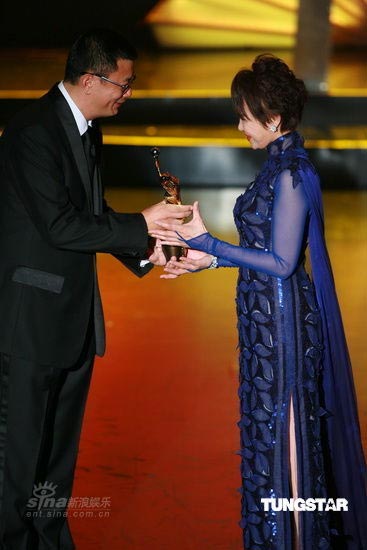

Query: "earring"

xmin=269 ymin=124 xmax=278 ymax=133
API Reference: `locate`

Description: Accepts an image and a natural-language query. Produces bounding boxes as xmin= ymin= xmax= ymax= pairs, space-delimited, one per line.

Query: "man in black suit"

xmin=0 ymin=28 xmax=191 ymax=549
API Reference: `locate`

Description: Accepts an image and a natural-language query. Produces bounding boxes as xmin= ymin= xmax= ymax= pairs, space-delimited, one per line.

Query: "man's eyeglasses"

xmin=81 ymin=72 xmax=136 ymax=94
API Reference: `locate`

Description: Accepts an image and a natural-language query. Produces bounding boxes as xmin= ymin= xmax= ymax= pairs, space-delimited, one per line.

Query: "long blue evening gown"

xmin=184 ymin=132 xmax=367 ymax=549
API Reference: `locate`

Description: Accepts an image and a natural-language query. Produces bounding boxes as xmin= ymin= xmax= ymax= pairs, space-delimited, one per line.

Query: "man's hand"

xmin=142 ymin=201 xmax=192 ymax=232
xmin=148 ymin=239 xmax=167 ymax=266
xmin=160 ymin=249 xmax=213 ymax=279
xmin=149 ymin=201 xmax=207 ymax=243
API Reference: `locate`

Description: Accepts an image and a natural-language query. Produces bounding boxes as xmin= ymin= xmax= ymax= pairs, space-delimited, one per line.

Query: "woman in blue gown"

xmin=152 ymin=54 xmax=367 ymax=549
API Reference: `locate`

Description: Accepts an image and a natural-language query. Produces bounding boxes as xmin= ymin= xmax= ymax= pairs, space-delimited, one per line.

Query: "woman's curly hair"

xmin=231 ymin=54 xmax=308 ymax=132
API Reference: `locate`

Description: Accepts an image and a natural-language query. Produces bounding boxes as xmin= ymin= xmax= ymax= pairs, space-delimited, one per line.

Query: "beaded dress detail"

xmin=233 ymin=132 xmax=329 ymax=549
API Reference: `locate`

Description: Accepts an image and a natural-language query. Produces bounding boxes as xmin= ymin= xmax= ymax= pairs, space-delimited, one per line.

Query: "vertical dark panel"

xmin=294 ymin=0 xmax=332 ymax=93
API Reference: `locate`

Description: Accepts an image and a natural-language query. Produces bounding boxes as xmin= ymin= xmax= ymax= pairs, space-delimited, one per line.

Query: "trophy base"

xmin=162 ymin=245 xmax=187 ymax=261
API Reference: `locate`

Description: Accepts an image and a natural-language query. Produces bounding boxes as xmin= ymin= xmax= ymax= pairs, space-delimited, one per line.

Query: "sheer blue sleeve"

xmin=217 ymin=257 xmax=238 ymax=267
xmin=184 ymin=169 xmax=309 ymax=278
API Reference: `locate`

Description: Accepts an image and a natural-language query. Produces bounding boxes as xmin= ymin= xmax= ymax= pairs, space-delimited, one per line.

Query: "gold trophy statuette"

xmin=150 ymin=147 xmax=188 ymax=261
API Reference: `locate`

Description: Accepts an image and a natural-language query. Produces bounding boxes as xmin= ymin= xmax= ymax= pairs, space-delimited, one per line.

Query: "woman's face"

xmin=237 ymin=102 xmax=281 ymax=150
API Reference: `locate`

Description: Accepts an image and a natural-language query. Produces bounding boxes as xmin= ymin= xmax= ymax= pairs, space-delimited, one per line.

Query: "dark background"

xmin=1 ymin=1 xmax=365 ymax=189
xmin=0 ymin=0 xmax=158 ymax=48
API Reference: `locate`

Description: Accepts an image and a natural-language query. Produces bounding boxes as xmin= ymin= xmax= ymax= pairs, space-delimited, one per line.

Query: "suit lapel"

xmin=48 ymin=85 xmax=93 ymax=210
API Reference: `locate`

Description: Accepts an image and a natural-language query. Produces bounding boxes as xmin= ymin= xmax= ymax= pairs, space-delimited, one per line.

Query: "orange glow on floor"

xmin=68 ymin=189 xmax=366 ymax=550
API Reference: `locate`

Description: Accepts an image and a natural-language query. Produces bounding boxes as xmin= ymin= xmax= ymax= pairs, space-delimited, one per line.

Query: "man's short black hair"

xmin=64 ymin=28 xmax=137 ymax=83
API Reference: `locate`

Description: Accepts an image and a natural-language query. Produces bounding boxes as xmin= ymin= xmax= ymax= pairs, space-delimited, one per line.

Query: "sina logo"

xmin=27 ymin=481 xmax=58 ymax=511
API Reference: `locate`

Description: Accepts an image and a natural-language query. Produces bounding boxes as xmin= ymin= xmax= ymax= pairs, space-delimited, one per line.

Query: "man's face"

xmin=88 ymin=58 xmax=135 ymax=118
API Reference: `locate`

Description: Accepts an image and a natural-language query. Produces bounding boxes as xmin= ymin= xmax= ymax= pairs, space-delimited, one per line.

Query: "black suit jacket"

xmin=0 ymin=85 xmax=152 ymax=367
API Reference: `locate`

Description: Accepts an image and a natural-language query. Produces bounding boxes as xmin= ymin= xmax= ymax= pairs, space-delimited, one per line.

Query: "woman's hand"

xmin=142 ymin=200 xmax=192 ymax=232
xmin=150 ymin=201 xmax=207 ymax=244
xmin=148 ymin=239 xmax=167 ymax=266
xmin=160 ymin=249 xmax=213 ymax=279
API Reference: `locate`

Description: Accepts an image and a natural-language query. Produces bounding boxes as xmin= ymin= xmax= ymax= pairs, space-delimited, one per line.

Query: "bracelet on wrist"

xmin=208 ymin=255 xmax=218 ymax=269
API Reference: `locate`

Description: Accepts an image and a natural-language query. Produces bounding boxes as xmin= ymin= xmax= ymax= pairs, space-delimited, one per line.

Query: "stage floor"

xmin=69 ymin=187 xmax=367 ymax=550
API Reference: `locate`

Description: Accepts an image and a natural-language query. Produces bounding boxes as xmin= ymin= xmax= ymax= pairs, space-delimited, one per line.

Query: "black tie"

xmin=82 ymin=124 xmax=103 ymax=215
xmin=82 ymin=125 xmax=96 ymax=177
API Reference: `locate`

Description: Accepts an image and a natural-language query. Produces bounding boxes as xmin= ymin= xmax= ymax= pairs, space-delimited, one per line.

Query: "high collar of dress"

xmin=267 ymin=131 xmax=303 ymax=156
